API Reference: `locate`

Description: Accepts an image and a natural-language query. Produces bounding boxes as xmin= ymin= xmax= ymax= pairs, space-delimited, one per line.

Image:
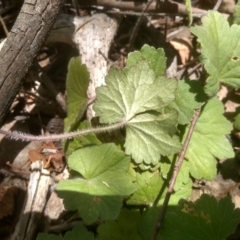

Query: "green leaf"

xmin=64 ymin=57 xmax=90 ymax=132
xmin=234 ymin=113 xmax=240 ymax=130
xmin=126 ymin=44 xmax=166 ymax=76
xmin=137 ymin=206 xmax=160 ymax=240
xmin=65 ymin=120 xmax=102 ymax=156
xmin=160 ymin=156 xmax=190 ymax=192
xmin=125 ymin=111 xmax=182 ymax=164
xmin=173 ymin=160 xmax=191 ymax=192
xmin=97 ymin=209 xmax=143 ymax=240
xmin=37 ymin=234 xmax=61 ymax=240
xmin=127 ymin=170 xmax=164 ymax=206
xmin=64 ymin=225 xmax=95 ymax=240
xmin=191 ymin=11 xmax=240 ymax=96
xmin=56 ymin=144 xmax=136 ymax=224
xmin=94 ymin=58 xmax=181 ymax=164
xmin=170 ymin=80 xmax=203 ymax=125
xmin=37 ymin=225 xmax=95 ymax=240
xmin=159 ymin=156 xmax=172 ymax=179
xmin=160 ymin=194 xmax=240 ymax=240
xmin=167 ymin=180 xmax=192 ymax=205
xmin=94 ymin=60 xmax=177 ymax=123
xmin=136 ymin=161 xmax=161 ymax=172
xmin=127 ymin=164 xmax=191 ymax=207
xmin=185 ymin=98 xmax=234 ymax=180
xmin=138 ymin=184 xmax=192 ymax=240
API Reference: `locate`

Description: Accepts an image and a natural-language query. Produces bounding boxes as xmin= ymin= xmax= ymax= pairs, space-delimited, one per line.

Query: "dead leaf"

xmin=0 ymin=185 xmax=18 ymax=219
xmin=170 ymin=38 xmax=193 ymax=65
xmin=28 ymin=149 xmax=46 ymax=163
xmin=48 ymin=152 xmax=65 ymax=173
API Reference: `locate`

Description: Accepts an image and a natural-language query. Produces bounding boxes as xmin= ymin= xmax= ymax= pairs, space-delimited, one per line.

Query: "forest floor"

xmin=0 ymin=0 xmax=240 ymax=239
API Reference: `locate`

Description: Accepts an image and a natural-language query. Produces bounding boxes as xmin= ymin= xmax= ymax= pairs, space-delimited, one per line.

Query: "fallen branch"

xmin=0 ymin=0 xmax=64 ymax=125
xmin=78 ymin=0 xmax=207 ymax=15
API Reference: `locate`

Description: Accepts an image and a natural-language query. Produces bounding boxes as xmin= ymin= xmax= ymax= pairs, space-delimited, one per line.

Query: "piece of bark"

xmin=47 ymin=13 xmax=119 ymax=120
xmin=11 ymin=161 xmax=51 ymax=240
xmin=0 ymin=0 xmax=64 ymax=125
xmin=73 ymin=14 xmax=119 ymax=120
xmin=44 ymin=191 xmax=65 ymax=220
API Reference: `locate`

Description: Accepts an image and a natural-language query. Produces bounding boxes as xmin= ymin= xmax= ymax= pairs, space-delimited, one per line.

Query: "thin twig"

xmin=213 ymin=0 xmax=223 ymax=11
xmin=129 ymin=0 xmax=154 ymax=49
xmin=186 ymin=62 xmax=202 ymax=78
xmin=104 ymin=10 xmax=205 ymax=18
xmin=151 ymin=109 xmax=201 ymax=240
xmin=38 ymin=72 xmax=67 ymax=115
xmin=215 ymin=182 xmax=240 ymax=199
xmin=0 ymin=168 xmax=30 ymax=180
xmin=73 ymin=0 xmax=80 ymax=16
xmin=0 ymin=14 xmax=8 ymax=36
xmin=164 ymin=16 xmax=168 ymax=41
xmin=78 ymin=0 xmax=208 ymax=15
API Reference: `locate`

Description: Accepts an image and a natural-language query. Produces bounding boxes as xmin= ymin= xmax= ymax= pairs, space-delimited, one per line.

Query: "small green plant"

xmin=36 ymin=11 xmax=240 ymax=240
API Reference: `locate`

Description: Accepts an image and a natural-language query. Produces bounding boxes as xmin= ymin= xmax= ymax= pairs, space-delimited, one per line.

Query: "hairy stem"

xmin=0 ymin=121 xmax=126 ymax=142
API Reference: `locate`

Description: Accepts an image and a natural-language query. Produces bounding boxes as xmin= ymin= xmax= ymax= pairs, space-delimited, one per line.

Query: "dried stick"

xmin=213 ymin=0 xmax=223 ymax=11
xmin=151 ymin=109 xmax=201 ymax=240
xmin=78 ymin=0 xmax=207 ymax=15
xmin=129 ymin=0 xmax=154 ymax=49
xmin=0 ymin=0 xmax=64 ymax=125
xmin=0 ymin=13 xmax=8 ymax=36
